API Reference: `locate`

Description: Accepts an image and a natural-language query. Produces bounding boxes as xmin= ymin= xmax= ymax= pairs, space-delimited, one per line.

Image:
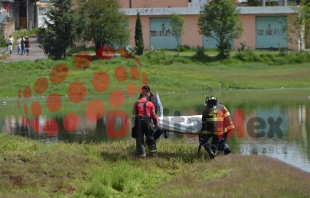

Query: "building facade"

xmin=0 ymin=0 xmax=35 ymax=30
xmin=33 ymin=0 xmax=303 ymax=51
xmin=119 ymin=0 xmax=301 ymax=51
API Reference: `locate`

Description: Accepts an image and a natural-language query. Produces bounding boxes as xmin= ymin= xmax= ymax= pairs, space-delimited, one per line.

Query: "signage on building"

xmin=150 ymin=22 xmax=173 ymax=37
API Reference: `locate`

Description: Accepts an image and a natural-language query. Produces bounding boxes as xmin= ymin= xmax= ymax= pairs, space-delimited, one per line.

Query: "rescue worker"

xmin=141 ymin=85 xmax=166 ymax=140
xmin=141 ymin=86 xmax=163 ymax=116
xmin=134 ymin=92 xmax=158 ymax=158
xmin=200 ymin=96 xmax=234 ymax=159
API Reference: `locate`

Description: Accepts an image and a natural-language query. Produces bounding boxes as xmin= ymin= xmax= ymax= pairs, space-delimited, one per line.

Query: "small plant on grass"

xmin=234 ymin=51 xmax=262 ymax=62
xmin=278 ymin=43 xmax=287 ymax=56
xmin=238 ymin=36 xmax=250 ymax=52
xmin=125 ymin=45 xmax=136 ymax=57
xmin=194 ymin=45 xmax=205 ymax=57
xmin=145 ymin=47 xmax=174 ymax=65
xmin=0 ymin=33 xmax=7 ymax=48
xmin=179 ymin=45 xmax=191 ymax=52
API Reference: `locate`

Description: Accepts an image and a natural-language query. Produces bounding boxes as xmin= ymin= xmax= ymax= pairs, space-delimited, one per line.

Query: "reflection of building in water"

xmin=5 ymin=115 xmax=17 ymax=135
xmin=0 ymin=118 xmax=4 ymax=134
xmin=4 ymin=116 xmax=10 ymax=134
xmin=289 ymin=107 xmax=298 ymax=141
xmin=288 ymin=105 xmax=308 ymax=153
xmin=57 ymin=115 xmax=98 ymax=143
xmin=244 ymin=110 xmax=257 ymax=141
xmin=307 ymin=105 xmax=310 ymax=157
xmin=298 ymin=105 xmax=307 ymax=146
xmin=79 ymin=115 xmax=96 ymax=131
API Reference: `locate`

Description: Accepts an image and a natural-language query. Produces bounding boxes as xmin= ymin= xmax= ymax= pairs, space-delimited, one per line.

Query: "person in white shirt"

xmin=7 ymin=35 xmax=14 ymax=54
xmin=16 ymin=36 xmax=21 ymax=55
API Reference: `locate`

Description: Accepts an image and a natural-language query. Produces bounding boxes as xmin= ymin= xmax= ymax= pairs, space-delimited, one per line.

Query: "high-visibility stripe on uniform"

xmin=201 ymin=130 xmax=225 ymax=135
xmin=224 ymin=112 xmax=230 ymax=117
xmin=138 ymin=154 xmax=146 ymax=158
xmin=149 ymin=149 xmax=157 ymax=153
xmin=226 ymin=126 xmax=234 ymax=131
xmin=206 ymin=118 xmax=224 ymax=121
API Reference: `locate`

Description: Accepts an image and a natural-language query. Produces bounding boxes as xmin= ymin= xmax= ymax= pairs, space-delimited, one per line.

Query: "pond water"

xmin=0 ymin=88 xmax=309 ymax=172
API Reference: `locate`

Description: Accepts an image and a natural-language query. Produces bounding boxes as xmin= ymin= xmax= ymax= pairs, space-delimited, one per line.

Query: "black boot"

xmin=224 ymin=143 xmax=231 ymax=155
xmin=211 ymin=144 xmax=217 ymax=155
xmin=203 ymin=143 xmax=215 ymax=159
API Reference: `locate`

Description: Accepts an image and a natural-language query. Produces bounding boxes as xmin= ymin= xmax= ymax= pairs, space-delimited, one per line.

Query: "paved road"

xmin=0 ymin=35 xmax=47 ymax=63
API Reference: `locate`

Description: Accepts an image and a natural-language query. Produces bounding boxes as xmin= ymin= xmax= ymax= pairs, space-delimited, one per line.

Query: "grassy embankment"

xmin=0 ymin=48 xmax=309 ymax=98
xmin=0 ymin=47 xmax=309 ymax=197
xmin=0 ymin=134 xmax=309 ymax=197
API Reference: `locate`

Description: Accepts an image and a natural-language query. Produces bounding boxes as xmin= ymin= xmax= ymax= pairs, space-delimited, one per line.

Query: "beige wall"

xmin=235 ymin=15 xmax=256 ymax=50
xmin=119 ymin=0 xmax=188 ymax=8
xmin=0 ymin=17 xmax=15 ymax=39
xmin=128 ymin=15 xmax=202 ymax=49
xmin=182 ymin=15 xmax=202 ymax=47
xmin=128 ymin=15 xmax=151 ymax=48
xmin=286 ymin=14 xmax=300 ymax=51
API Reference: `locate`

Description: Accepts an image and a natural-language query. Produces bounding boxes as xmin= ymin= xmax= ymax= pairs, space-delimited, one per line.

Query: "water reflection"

xmin=0 ymin=89 xmax=309 ymax=172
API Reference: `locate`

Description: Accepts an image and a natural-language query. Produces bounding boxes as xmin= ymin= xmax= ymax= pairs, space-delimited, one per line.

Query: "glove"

xmin=152 ymin=125 xmax=159 ymax=131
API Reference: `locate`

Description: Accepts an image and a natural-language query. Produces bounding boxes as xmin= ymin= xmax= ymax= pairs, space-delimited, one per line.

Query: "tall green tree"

xmin=135 ymin=12 xmax=144 ymax=55
xmin=169 ymin=13 xmax=185 ymax=56
xmin=198 ymin=0 xmax=243 ymax=58
xmin=280 ymin=0 xmax=310 ymax=53
xmin=80 ymin=0 xmax=129 ymax=50
xmin=37 ymin=0 xmax=85 ymax=60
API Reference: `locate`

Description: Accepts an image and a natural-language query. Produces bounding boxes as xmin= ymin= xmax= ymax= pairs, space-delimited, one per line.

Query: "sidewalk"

xmin=0 ymin=35 xmax=47 ymax=63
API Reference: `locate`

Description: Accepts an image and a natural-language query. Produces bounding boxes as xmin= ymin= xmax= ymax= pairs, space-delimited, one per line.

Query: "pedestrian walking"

xmin=24 ymin=36 xmax=30 ymax=56
xmin=16 ymin=36 xmax=21 ymax=55
xmin=20 ymin=36 xmax=25 ymax=55
xmin=6 ymin=35 xmax=14 ymax=54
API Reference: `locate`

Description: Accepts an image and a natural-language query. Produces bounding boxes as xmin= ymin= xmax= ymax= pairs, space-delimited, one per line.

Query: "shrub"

xmin=13 ymin=28 xmax=39 ymax=38
xmin=144 ymin=48 xmax=174 ymax=65
xmin=179 ymin=45 xmax=191 ymax=52
xmin=193 ymin=45 xmax=205 ymax=57
xmin=0 ymin=33 xmax=7 ymax=47
xmin=233 ymin=51 xmax=263 ymax=62
xmin=173 ymin=56 xmax=191 ymax=64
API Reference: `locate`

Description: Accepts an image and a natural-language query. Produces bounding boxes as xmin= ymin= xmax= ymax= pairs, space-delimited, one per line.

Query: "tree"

xmin=280 ymin=0 xmax=310 ymax=53
xmin=198 ymin=0 xmax=243 ymax=58
xmin=80 ymin=0 xmax=129 ymax=50
xmin=37 ymin=0 xmax=85 ymax=60
xmin=135 ymin=12 xmax=144 ymax=55
xmin=169 ymin=13 xmax=185 ymax=56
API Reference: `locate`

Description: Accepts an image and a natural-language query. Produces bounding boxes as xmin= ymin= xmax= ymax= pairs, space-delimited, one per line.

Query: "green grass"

xmin=0 ymin=134 xmax=309 ymax=197
xmin=0 ymin=50 xmax=309 ymax=98
xmin=67 ymin=45 xmax=96 ymax=56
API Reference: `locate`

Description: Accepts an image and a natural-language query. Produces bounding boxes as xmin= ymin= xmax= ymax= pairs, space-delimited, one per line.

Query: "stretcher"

xmin=157 ymin=115 xmax=202 ymax=135
xmin=156 ymin=115 xmax=204 ymax=153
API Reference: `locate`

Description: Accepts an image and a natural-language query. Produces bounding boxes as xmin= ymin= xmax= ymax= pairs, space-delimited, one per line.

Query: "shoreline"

xmin=0 ymin=87 xmax=309 ymax=101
